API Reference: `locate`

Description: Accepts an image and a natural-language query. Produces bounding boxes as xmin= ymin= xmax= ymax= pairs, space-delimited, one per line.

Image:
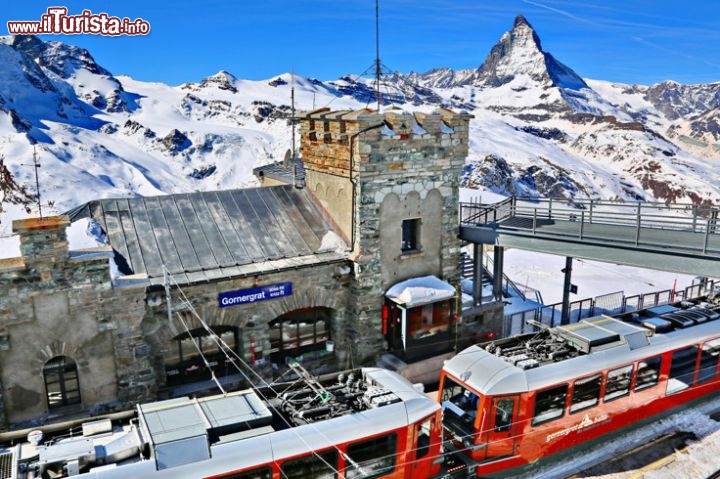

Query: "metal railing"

xmin=460 ymin=197 xmax=720 ymax=256
xmin=459 ymin=197 xmax=513 ymax=225
xmin=503 ymin=279 xmax=717 ymax=336
xmin=460 ymin=249 xmax=527 ymax=302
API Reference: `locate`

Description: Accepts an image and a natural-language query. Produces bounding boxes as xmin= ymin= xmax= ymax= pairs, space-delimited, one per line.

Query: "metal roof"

xmin=252 ymin=159 xmax=306 ymax=185
xmin=67 ymin=185 xmax=349 ymax=286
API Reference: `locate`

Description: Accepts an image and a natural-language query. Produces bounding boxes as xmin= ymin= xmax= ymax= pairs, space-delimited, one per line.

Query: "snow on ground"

xmin=504 ymin=249 xmax=698 ymax=306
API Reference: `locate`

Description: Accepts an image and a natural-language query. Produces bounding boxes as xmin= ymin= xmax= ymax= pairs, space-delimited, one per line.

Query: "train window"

xmin=215 ymin=466 xmax=272 ymax=479
xmin=280 ymin=450 xmax=338 ymax=479
xmin=345 ymin=433 xmax=397 ymax=479
xmin=440 ymin=377 xmax=480 ymax=421
xmin=494 ymin=398 xmax=515 ymax=432
xmin=634 ymin=356 xmax=663 ymax=392
xmin=667 ymin=346 xmax=699 ymax=395
xmin=570 ymin=374 xmax=602 ymax=413
xmin=416 ymin=418 xmax=433 ymax=459
xmin=532 ymin=384 xmax=568 ymax=426
xmin=697 ymin=339 xmax=720 ymax=385
xmin=406 ymin=299 xmax=453 ymax=340
xmin=604 ymin=365 xmax=633 ymax=402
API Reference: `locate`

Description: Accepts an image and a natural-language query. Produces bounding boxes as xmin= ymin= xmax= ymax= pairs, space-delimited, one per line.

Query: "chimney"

xmin=12 ymin=215 xmax=70 ymax=264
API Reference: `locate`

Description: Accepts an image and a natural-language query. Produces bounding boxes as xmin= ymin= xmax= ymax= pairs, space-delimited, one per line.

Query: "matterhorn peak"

xmin=513 ymin=14 xmax=532 ymax=29
xmin=479 ymin=14 xmax=587 ymax=91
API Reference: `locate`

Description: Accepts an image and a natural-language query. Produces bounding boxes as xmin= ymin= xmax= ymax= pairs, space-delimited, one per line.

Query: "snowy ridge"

xmin=0 ymin=14 xmax=719 ymax=246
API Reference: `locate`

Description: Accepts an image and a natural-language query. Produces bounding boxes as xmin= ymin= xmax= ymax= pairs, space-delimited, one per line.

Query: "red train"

xmin=2 ymin=295 xmax=720 ymax=478
xmin=1 ymin=367 xmax=445 ymax=479
xmin=438 ymin=297 xmax=720 ymax=477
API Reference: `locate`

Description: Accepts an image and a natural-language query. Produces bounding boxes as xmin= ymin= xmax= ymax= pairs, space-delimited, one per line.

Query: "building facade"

xmin=0 ymin=108 xmax=494 ymax=429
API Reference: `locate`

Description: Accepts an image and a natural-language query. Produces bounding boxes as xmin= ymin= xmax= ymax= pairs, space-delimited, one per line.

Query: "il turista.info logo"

xmin=7 ymin=7 xmax=151 ymax=36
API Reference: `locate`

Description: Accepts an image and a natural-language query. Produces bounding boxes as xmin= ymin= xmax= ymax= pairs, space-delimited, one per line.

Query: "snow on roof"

xmin=66 ymin=217 xmax=107 ymax=250
xmin=385 ymin=275 xmax=456 ymax=308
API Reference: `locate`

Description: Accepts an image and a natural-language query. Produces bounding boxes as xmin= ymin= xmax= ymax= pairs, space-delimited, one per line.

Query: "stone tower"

xmin=300 ymin=107 xmax=471 ymax=361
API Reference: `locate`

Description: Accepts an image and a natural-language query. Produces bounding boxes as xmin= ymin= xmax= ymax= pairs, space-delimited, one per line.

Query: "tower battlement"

xmin=299 ymin=108 xmax=471 ymax=177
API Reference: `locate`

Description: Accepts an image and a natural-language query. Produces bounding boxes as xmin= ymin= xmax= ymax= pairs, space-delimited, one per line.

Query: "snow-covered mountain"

xmin=1 ymin=14 xmax=719 ymax=242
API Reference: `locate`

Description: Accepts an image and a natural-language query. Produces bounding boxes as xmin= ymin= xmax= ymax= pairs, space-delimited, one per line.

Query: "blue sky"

xmin=4 ymin=1 xmax=720 ymax=86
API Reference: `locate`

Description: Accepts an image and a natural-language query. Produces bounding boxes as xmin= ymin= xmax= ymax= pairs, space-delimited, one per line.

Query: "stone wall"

xmin=300 ymin=108 xmax=472 ymax=361
xmin=141 ymin=261 xmax=352 ymax=389
xmin=0 ymin=217 xmax=150 ymax=426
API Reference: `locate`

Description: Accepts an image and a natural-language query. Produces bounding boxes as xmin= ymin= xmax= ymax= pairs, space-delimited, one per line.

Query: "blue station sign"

xmin=218 ymin=282 xmax=293 ymax=308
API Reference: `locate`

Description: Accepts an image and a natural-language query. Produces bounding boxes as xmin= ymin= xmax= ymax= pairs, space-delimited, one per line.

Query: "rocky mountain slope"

xmin=0 ymin=14 xmax=718 ymax=240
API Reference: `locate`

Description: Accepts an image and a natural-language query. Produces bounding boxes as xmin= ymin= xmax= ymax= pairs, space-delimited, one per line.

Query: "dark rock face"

xmin=162 ymin=129 xmax=191 ymax=154
xmin=0 ymin=156 xmax=35 ymax=209
xmin=329 ymin=74 xmax=445 ymax=107
xmin=190 ymin=165 xmax=217 ymax=179
xmin=199 ymin=71 xmax=238 ymax=93
xmin=461 ymin=153 xmax=590 ymax=200
xmin=251 ymin=101 xmax=291 ymax=123
xmin=123 ymin=120 xmax=156 ymax=138
xmin=517 ymin=125 xmax=568 ymax=142
xmin=644 ymin=81 xmax=720 ymax=120
xmin=3 ymin=35 xmax=133 ymax=114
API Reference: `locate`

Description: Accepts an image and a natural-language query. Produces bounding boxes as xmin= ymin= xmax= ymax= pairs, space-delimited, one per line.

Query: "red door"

xmin=410 ymin=416 xmax=436 ymax=478
xmin=484 ymin=396 xmax=519 ymax=458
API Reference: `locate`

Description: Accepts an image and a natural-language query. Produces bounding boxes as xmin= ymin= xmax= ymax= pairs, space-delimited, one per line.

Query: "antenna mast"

xmin=291 ymin=68 xmax=298 ymax=188
xmin=375 ymin=0 xmax=381 ymax=111
xmin=24 ymin=146 xmax=43 ymax=220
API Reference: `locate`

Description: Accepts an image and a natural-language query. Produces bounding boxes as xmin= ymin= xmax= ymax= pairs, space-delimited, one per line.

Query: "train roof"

xmin=444 ymin=298 xmax=720 ymax=396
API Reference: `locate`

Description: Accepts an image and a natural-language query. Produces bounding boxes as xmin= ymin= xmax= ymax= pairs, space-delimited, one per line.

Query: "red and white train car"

xmin=1 ymin=368 xmax=443 ymax=479
xmin=439 ymin=298 xmax=720 ymax=477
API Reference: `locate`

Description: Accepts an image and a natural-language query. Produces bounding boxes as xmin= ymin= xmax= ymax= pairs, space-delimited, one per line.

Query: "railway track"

xmin=568 ymin=431 xmax=697 ymax=479
xmin=562 ymin=405 xmax=720 ymax=479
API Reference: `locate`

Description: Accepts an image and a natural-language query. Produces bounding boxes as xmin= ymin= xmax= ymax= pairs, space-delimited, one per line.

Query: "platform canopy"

xmin=385 ymin=275 xmax=456 ymax=308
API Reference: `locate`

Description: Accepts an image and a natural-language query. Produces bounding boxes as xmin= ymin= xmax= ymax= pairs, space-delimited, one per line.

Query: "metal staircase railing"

xmin=460 ymin=250 xmax=527 ymax=302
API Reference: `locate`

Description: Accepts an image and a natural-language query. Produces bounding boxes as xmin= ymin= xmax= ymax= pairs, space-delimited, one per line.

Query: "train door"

xmin=484 ymin=396 xmax=519 ymax=458
xmin=409 ymin=416 xmax=436 ymax=478
xmin=383 ymin=301 xmax=405 ymax=351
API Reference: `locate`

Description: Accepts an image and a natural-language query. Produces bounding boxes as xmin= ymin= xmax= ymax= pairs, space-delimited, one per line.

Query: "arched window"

xmin=43 ymin=356 xmax=81 ymax=410
xmin=269 ymin=307 xmax=332 ymax=364
xmin=163 ymin=325 xmax=239 ymax=387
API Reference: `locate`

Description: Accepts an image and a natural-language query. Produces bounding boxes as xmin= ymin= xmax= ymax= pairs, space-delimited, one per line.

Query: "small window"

xmin=667 ymin=346 xmax=699 ymax=395
xmin=697 ymin=338 xmax=720 ymax=385
xmin=281 ymin=450 xmax=338 ymax=479
xmin=43 ymin=356 xmax=81 ymax=410
xmin=570 ymin=374 xmax=602 ymax=413
xmin=605 ymin=365 xmax=633 ymax=402
xmin=269 ymin=308 xmax=332 ymax=364
xmin=345 ymin=434 xmax=397 ymax=479
xmin=401 ymin=218 xmax=421 ymax=253
xmin=532 ymin=384 xmax=568 ymax=426
xmin=634 ymin=356 xmax=663 ymax=392
xmin=494 ymin=398 xmax=515 ymax=432
xmin=163 ymin=325 xmax=238 ymax=387
xmin=215 ymin=466 xmax=272 ymax=479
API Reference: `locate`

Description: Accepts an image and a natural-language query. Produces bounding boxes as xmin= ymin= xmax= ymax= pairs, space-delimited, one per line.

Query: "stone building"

xmin=0 ymin=107 xmax=495 ymax=429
